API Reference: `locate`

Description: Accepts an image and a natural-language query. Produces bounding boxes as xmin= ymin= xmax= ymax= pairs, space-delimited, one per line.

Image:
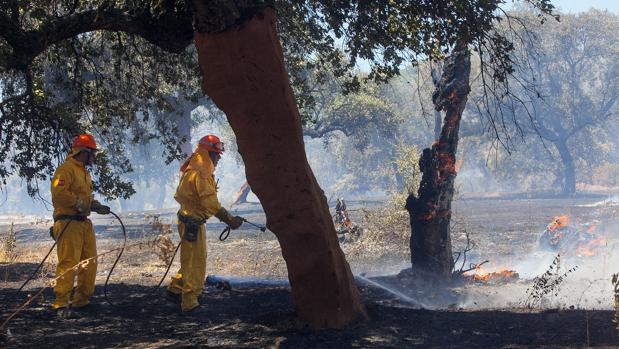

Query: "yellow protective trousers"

xmin=167 ymin=222 xmax=207 ymax=311
xmin=52 ymin=219 xmax=97 ymax=309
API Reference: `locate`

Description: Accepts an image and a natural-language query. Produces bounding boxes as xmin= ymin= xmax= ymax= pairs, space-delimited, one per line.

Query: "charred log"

xmin=405 ymin=47 xmax=471 ymax=280
xmin=192 ymin=5 xmax=366 ymax=328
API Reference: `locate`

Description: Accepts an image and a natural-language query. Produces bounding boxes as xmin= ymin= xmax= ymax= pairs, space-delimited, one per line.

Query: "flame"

xmin=418 ymin=212 xmax=434 ymax=221
xmin=470 ymin=265 xmax=518 ymax=282
xmin=439 ymin=153 xmax=457 ymax=175
xmin=548 ymin=215 xmax=569 ymax=231
xmin=455 ymin=158 xmax=464 ymax=173
xmin=473 ymin=265 xmax=489 ymax=281
xmin=587 ymin=223 xmax=598 ymax=233
xmin=448 ymin=89 xmax=458 ymax=103
xmin=542 ymin=215 xmax=607 ymax=258
xmin=576 ymin=237 xmax=607 ymax=258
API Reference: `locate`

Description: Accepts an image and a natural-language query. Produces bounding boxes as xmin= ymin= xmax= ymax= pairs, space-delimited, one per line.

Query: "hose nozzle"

xmin=241 ymin=217 xmax=266 ymax=232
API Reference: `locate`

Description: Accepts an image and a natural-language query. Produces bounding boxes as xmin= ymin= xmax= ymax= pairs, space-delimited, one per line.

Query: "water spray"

xmin=355 ymin=274 xmax=430 ymax=309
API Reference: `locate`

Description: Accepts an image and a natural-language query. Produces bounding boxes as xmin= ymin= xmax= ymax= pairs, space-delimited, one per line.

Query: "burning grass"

xmin=465 ymin=266 xmax=519 ymax=284
xmin=539 ymin=213 xmax=610 ymax=259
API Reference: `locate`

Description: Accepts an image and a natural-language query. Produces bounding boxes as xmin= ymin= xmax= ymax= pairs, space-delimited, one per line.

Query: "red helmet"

xmin=198 ymin=134 xmax=224 ymax=154
xmin=72 ymin=134 xmax=98 ymax=151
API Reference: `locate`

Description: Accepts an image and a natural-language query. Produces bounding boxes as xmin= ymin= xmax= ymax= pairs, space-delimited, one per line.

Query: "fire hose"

xmin=219 ymin=217 xmax=266 ymax=241
xmin=11 ymin=219 xmax=74 ymax=300
xmin=152 ymin=217 xmax=267 ymax=296
xmin=11 ymin=210 xmax=127 ymax=305
xmin=103 ymin=211 xmax=127 ymax=305
xmin=151 ymin=240 xmax=181 ymax=295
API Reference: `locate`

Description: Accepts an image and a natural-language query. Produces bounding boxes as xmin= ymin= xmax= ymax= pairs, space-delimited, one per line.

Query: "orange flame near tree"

xmin=470 ymin=265 xmax=518 ymax=283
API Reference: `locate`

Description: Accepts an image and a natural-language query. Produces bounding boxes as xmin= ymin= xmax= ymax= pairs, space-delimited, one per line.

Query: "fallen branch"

xmin=457 ymin=260 xmax=489 ymax=275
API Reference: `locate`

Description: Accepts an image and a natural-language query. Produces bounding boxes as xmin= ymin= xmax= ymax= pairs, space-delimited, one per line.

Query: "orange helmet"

xmin=198 ymin=134 xmax=224 ymax=154
xmin=72 ymin=134 xmax=98 ymax=151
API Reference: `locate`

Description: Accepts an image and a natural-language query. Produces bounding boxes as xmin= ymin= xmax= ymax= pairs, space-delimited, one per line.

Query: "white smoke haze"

xmin=453 ymin=198 xmax=619 ymax=311
xmin=1 ymin=109 xmax=618 ymax=315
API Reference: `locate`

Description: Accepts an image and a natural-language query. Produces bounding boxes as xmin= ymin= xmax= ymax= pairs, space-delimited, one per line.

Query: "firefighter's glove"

xmin=91 ymin=201 xmax=111 ymax=215
xmin=214 ymin=207 xmax=243 ymax=230
xmin=75 ymin=197 xmax=89 ymax=214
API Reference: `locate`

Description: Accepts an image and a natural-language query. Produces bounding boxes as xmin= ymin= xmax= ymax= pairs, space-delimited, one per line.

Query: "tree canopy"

xmin=0 ymin=0 xmax=556 ymax=198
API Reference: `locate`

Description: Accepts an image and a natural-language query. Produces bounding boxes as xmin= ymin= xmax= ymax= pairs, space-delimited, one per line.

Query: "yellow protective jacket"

xmin=51 ymin=156 xmax=97 ymax=217
xmin=175 ymin=147 xmax=222 ymax=221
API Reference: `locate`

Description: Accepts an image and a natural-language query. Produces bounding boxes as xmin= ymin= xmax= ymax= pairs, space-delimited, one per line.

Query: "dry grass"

xmin=1 ymin=223 xmax=18 ymax=282
xmin=147 ymin=215 xmax=176 ymax=267
xmin=209 ymin=239 xmax=287 ymax=278
xmin=342 ymin=193 xmax=411 ymax=269
xmin=0 ymin=223 xmax=17 ymax=264
xmin=523 ymin=254 xmax=578 ymax=309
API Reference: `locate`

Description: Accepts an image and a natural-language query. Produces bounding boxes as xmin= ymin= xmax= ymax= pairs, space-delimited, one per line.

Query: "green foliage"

xmin=592 ymin=163 xmax=619 ymax=187
xmin=303 ymin=70 xmax=402 ymax=144
xmin=0 ymin=0 xmax=557 ymax=199
xmin=344 ymin=194 xmax=411 ymax=263
xmin=0 ymin=222 xmax=17 ymax=264
xmin=459 ymin=9 xmax=619 ymax=193
xmin=394 ymin=142 xmax=421 ymax=194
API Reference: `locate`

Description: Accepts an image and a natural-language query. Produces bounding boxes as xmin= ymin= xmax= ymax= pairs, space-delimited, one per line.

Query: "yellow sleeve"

xmin=196 ymin=174 xmax=222 ymax=217
xmin=51 ymin=166 xmax=77 ymax=208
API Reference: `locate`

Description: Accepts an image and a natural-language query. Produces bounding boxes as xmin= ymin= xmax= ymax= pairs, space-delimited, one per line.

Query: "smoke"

xmin=458 ymin=210 xmax=619 ymax=311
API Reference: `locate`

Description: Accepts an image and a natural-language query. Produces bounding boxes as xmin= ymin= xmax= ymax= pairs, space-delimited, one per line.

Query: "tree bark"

xmin=405 ymin=47 xmax=471 ymax=280
xmin=193 ymin=7 xmax=366 ymax=328
xmin=431 ymin=64 xmax=443 ymax=141
xmin=554 ymin=139 xmax=576 ymax=195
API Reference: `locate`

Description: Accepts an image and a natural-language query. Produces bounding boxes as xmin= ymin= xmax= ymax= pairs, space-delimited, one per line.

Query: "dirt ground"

xmin=1 ymin=194 xmax=619 ymax=348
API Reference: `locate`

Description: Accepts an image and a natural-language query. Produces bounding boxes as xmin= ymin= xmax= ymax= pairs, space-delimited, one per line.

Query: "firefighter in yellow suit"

xmin=50 ymin=134 xmax=110 ymax=313
xmin=167 ymin=134 xmax=243 ymax=313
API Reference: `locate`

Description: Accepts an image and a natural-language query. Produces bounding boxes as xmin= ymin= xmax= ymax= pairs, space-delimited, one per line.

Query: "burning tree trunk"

xmin=232 ymin=181 xmax=252 ymax=205
xmin=192 ymin=6 xmax=366 ymax=328
xmin=405 ymin=47 xmax=471 ymax=280
xmin=431 ymin=63 xmax=443 ymax=141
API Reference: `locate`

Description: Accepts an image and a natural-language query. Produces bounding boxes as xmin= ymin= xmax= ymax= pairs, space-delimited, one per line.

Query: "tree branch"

xmin=1 ymin=5 xmax=193 ymax=71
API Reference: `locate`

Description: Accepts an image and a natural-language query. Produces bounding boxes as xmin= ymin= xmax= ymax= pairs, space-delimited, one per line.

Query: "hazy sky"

xmin=551 ymin=0 xmax=619 ymax=13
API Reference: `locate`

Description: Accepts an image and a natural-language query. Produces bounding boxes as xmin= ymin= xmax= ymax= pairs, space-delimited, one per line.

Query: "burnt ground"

xmin=0 ymin=280 xmax=617 ymax=348
xmin=1 ymin=194 xmax=619 ymax=348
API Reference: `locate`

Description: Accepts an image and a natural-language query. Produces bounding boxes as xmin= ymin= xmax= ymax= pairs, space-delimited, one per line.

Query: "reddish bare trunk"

xmin=193 ymin=8 xmax=366 ymax=328
xmin=405 ymin=48 xmax=471 ymax=279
